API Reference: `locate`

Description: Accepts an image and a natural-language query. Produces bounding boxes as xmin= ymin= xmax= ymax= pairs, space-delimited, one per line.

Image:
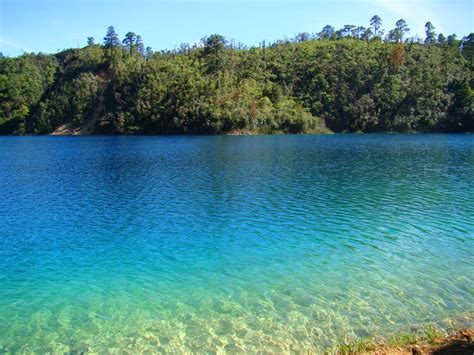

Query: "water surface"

xmin=0 ymin=135 xmax=473 ymax=352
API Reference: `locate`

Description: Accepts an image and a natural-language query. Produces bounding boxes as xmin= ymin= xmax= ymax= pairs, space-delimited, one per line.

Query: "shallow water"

xmin=0 ymin=135 xmax=473 ymax=352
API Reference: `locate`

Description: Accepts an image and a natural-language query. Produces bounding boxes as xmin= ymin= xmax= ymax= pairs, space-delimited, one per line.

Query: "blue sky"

xmin=1 ymin=0 xmax=473 ymax=56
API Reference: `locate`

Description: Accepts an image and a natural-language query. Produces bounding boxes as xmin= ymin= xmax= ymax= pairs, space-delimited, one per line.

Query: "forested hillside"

xmin=1 ymin=17 xmax=473 ymax=134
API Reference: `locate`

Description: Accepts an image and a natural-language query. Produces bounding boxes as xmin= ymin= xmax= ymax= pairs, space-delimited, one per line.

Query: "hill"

xmin=1 ymin=23 xmax=473 ymax=135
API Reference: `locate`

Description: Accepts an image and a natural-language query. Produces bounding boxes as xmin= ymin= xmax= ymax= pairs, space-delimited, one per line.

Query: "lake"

xmin=0 ymin=135 xmax=473 ymax=352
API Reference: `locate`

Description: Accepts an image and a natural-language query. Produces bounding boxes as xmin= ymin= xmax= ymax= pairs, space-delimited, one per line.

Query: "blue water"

xmin=0 ymin=135 xmax=473 ymax=352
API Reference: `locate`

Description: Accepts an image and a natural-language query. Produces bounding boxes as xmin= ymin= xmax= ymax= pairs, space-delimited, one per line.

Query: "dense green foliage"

xmin=1 ymin=19 xmax=473 ymax=134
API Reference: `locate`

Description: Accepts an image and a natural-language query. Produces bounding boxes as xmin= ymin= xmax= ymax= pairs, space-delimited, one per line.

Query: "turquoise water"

xmin=0 ymin=135 xmax=473 ymax=352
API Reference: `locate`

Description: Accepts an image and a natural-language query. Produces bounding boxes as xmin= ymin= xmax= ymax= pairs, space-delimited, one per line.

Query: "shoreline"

xmin=1 ymin=130 xmax=473 ymax=137
xmin=334 ymin=328 xmax=473 ymax=354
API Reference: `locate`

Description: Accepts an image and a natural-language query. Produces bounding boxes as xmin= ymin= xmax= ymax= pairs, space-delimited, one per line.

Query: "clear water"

xmin=0 ymin=135 xmax=473 ymax=352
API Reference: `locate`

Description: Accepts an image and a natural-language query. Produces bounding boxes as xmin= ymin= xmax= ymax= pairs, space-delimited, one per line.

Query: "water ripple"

xmin=0 ymin=135 xmax=473 ymax=352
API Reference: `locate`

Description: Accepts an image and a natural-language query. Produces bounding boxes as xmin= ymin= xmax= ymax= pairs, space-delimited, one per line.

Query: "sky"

xmin=0 ymin=0 xmax=473 ymax=56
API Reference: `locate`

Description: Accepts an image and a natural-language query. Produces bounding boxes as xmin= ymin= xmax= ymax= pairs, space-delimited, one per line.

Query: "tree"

xmin=202 ymin=34 xmax=227 ymax=75
xmin=395 ymin=19 xmax=409 ymax=42
xmin=123 ymin=31 xmax=137 ymax=54
xmin=448 ymin=80 xmax=474 ymax=131
xmin=341 ymin=25 xmax=356 ymax=38
xmin=203 ymin=34 xmax=226 ymax=53
xmin=462 ymin=33 xmax=474 ymax=69
xmin=145 ymin=46 xmax=153 ymax=59
xmin=437 ymin=33 xmax=446 ymax=45
xmin=87 ymin=37 xmax=95 ymax=46
xmin=351 ymin=26 xmax=371 ymax=41
xmin=386 ymin=29 xmax=398 ymax=43
xmin=361 ymin=27 xmax=372 ymax=41
xmin=370 ymin=15 xmax=382 ymax=38
xmin=388 ymin=43 xmax=405 ymax=71
xmin=447 ymin=34 xmax=459 ymax=46
xmin=424 ymin=22 xmax=436 ymax=44
xmin=319 ymin=25 xmax=335 ymax=39
xmin=103 ymin=26 xmax=120 ymax=49
xmin=295 ymin=32 xmax=310 ymax=42
xmin=136 ymin=35 xmax=145 ymax=56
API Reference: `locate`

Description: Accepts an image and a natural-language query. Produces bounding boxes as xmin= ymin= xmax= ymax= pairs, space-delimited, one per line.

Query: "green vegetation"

xmin=332 ymin=324 xmax=460 ymax=354
xmin=329 ymin=325 xmax=472 ymax=354
xmin=336 ymin=336 xmax=376 ymax=354
xmin=423 ymin=324 xmax=445 ymax=344
xmin=388 ymin=331 xmax=418 ymax=347
xmin=1 ymin=17 xmax=473 ymax=135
